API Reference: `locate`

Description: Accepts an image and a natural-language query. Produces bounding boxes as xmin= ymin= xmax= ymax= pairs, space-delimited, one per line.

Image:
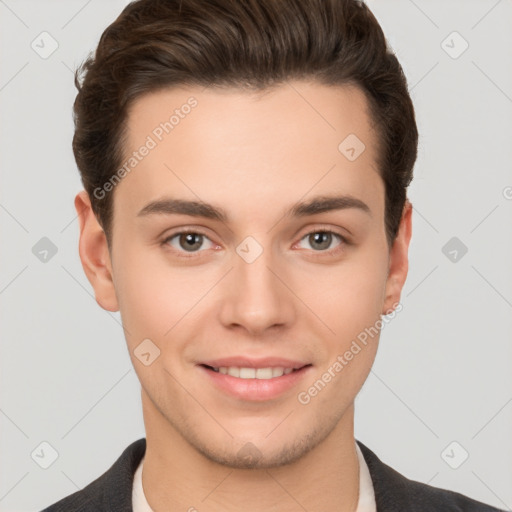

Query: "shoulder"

xmin=40 ymin=438 xmax=146 ymax=512
xmin=397 ymin=474 xmax=504 ymax=511
xmin=356 ymin=440 xmax=506 ymax=512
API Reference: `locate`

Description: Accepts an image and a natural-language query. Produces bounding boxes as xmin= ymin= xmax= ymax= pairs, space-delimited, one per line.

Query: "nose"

xmin=218 ymin=242 xmax=296 ymax=336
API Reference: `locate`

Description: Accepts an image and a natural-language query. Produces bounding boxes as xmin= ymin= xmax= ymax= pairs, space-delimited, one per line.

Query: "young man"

xmin=41 ymin=0 xmax=504 ymax=510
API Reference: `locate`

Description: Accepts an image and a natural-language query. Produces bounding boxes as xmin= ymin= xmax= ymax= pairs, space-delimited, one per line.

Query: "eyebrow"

xmin=136 ymin=194 xmax=372 ymax=222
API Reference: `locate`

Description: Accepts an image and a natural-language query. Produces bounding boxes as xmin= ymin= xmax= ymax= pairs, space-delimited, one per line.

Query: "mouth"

xmin=200 ymin=364 xmax=311 ymax=379
xmin=197 ymin=363 xmax=314 ymax=401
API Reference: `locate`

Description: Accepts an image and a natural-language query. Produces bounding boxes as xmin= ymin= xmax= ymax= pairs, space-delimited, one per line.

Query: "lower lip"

xmin=197 ymin=364 xmax=313 ymax=401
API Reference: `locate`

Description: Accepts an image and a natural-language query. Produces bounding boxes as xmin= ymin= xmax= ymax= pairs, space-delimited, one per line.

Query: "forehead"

xmin=115 ymin=81 xmax=383 ymax=222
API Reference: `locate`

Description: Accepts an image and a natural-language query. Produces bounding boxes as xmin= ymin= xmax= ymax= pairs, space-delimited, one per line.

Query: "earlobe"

xmin=382 ymin=199 xmax=413 ymax=316
xmin=75 ymin=190 xmax=119 ymax=312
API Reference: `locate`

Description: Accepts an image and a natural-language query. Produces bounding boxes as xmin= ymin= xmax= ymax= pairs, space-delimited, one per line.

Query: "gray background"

xmin=1 ymin=0 xmax=511 ymax=510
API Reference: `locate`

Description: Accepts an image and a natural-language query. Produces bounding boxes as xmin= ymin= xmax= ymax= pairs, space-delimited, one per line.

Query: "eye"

xmin=296 ymin=230 xmax=346 ymax=252
xmin=162 ymin=231 xmax=215 ymax=253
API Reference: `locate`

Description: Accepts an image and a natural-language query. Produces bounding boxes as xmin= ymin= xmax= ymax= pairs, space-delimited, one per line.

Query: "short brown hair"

xmin=72 ymin=0 xmax=417 ymax=249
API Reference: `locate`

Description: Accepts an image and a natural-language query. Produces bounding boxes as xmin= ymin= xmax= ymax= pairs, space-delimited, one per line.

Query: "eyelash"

xmin=160 ymin=226 xmax=349 ymax=259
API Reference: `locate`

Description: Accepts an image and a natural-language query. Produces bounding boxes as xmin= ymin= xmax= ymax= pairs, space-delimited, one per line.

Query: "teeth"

xmin=256 ymin=368 xmax=273 ymax=379
xmin=211 ymin=366 xmax=299 ymax=379
xmin=272 ymin=367 xmax=283 ymax=377
xmin=227 ymin=367 xmax=240 ymax=378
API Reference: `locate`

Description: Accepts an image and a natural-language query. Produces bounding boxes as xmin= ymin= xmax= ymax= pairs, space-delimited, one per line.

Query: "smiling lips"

xmin=200 ymin=356 xmax=309 ymax=378
xmin=198 ymin=356 xmax=313 ymax=400
xmin=206 ymin=365 xmax=297 ymax=379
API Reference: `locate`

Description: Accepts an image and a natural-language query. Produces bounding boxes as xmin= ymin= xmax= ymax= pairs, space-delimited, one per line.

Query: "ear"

xmin=75 ymin=190 xmax=119 ymax=312
xmin=382 ymin=199 xmax=413 ymax=315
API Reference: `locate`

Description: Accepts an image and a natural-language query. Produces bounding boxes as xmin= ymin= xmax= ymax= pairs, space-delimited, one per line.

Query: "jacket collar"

xmin=95 ymin=437 xmax=496 ymax=512
xmin=102 ymin=438 xmax=396 ymax=510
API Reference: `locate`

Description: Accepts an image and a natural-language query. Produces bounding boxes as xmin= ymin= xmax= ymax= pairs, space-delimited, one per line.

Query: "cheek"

xmin=306 ymin=249 xmax=388 ymax=337
xmin=112 ymin=247 xmax=219 ymax=348
xmin=311 ymin=265 xmax=384 ymax=404
xmin=112 ymin=248 xmax=178 ymax=343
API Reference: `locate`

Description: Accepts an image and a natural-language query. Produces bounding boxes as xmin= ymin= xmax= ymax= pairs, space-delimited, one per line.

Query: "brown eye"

xmin=309 ymin=232 xmax=332 ymax=250
xmin=179 ymin=233 xmax=203 ymax=251
xmin=163 ymin=232 xmax=214 ymax=253
xmin=297 ymin=231 xmax=344 ymax=252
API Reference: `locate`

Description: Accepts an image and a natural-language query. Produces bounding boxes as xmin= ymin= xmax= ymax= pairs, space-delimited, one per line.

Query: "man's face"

xmin=84 ymin=81 xmax=410 ymax=468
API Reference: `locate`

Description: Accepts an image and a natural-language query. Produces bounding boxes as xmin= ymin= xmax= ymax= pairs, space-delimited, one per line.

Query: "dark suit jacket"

xmin=41 ymin=438 xmax=506 ymax=511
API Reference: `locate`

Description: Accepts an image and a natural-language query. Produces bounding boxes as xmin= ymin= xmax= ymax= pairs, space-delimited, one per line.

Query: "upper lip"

xmin=199 ymin=357 xmax=311 ymax=370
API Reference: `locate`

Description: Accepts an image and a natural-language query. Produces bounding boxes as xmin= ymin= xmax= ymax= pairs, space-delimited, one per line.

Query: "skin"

xmin=76 ymin=80 xmax=412 ymax=512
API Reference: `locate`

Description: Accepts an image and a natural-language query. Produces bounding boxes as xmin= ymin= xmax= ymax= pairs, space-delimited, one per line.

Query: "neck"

xmin=140 ymin=391 xmax=360 ymax=512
